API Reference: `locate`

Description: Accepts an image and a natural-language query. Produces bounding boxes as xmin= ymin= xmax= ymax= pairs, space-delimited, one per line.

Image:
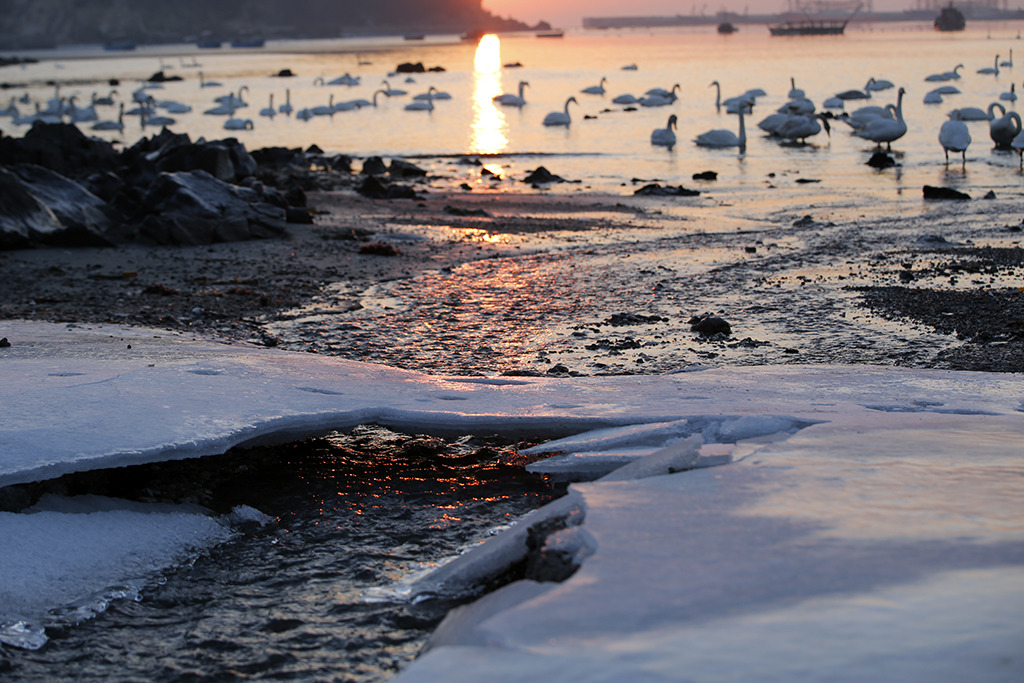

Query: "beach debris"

xmin=604 ymin=313 xmax=666 ymax=326
xmin=359 ymin=242 xmax=400 ymax=256
xmin=689 ymin=313 xmax=732 ymax=338
xmin=523 ymin=166 xmax=566 ymax=184
xmin=633 ymin=184 xmax=699 ymax=197
xmin=866 ymin=151 xmax=897 ymax=168
xmin=692 ymin=170 xmax=718 ymax=180
xmin=923 ymin=185 xmax=970 ymax=200
xmin=273 ymin=69 xmax=295 ymax=78
xmin=443 ymin=205 xmax=490 ymax=217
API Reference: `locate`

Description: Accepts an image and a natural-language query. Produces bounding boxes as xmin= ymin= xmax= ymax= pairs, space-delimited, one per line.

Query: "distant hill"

xmin=0 ymin=0 xmax=533 ymax=49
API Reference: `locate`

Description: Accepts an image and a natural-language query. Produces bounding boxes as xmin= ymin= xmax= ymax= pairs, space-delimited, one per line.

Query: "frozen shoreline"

xmin=1 ymin=320 xmax=1021 ymax=678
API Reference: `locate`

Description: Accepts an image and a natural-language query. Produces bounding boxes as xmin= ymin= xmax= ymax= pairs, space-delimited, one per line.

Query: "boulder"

xmin=7 ymin=164 xmax=119 ymax=245
xmin=132 ymin=170 xmax=286 ymax=245
xmin=389 ymin=158 xmax=427 ymax=177
xmin=0 ymin=169 xmax=62 ymax=249
xmin=155 ymin=138 xmax=257 ymax=183
xmin=0 ymin=122 xmax=118 ymax=178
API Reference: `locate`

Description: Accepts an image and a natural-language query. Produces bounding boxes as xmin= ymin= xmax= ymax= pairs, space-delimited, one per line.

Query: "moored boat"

xmin=934 ymin=4 xmax=966 ymax=31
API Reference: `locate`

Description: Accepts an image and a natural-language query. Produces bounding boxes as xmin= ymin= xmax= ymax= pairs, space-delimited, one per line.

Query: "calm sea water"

xmin=7 ymin=22 xmax=1024 ymax=208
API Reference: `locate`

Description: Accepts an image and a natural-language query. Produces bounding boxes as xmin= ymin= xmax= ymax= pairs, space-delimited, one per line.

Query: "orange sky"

xmin=483 ymin=0 xmax=913 ymax=28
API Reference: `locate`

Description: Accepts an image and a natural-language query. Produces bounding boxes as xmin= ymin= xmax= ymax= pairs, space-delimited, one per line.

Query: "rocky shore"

xmin=1 ymin=123 xmax=1022 ymax=375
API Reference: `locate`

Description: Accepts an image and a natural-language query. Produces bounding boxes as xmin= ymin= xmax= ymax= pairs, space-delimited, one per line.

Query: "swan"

xmin=777 ymin=97 xmax=815 ymax=115
xmin=650 ymin=114 xmax=677 ymax=149
xmin=822 ymin=96 xmax=845 ymax=109
xmin=204 ymin=101 xmax=238 ymax=115
xmin=1000 ymin=50 xmax=1013 ymax=67
xmin=380 ymin=80 xmax=407 ymax=96
xmin=215 ymin=86 xmax=248 ymax=109
xmin=939 ymin=110 xmax=970 ymax=163
xmin=853 ymin=87 xmax=906 ymax=149
xmin=612 ymin=93 xmax=638 ymax=105
xmin=224 ymin=117 xmax=254 ymax=130
xmin=952 ymin=102 xmax=1005 ymax=121
xmin=405 ymin=87 xmax=437 ymax=110
xmin=92 ymin=90 xmax=118 ymax=106
xmin=67 ymin=96 xmax=98 ymax=122
xmin=311 ymin=94 xmax=335 ymax=116
xmin=1011 ymin=127 xmax=1024 ymax=165
xmin=695 ymin=105 xmax=748 ymax=151
xmin=0 ymin=96 xmax=18 ymax=118
xmin=327 ymin=73 xmax=360 ymax=86
xmin=787 ymin=77 xmax=804 ymax=99
xmin=977 ymin=55 xmax=1000 ymax=75
xmin=141 ymin=108 xmax=176 ymax=128
xmin=642 ymin=84 xmax=680 ymax=102
xmin=260 ymin=94 xmax=276 ymax=117
xmin=934 ymin=85 xmax=961 ymax=95
xmin=865 ymin=77 xmax=895 ymax=92
xmin=923 ymin=89 xmax=944 ymax=104
xmin=199 ymin=71 xmax=221 ymax=88
xmin=581 ymin=77 xmax=607 ymax=95
xmin=990 ymin=110 xmax=1022 ymax=147
xmin=712 ymin=81 xmax=754 ymax=112
xmin=776 ymin=112 xmax=831 ymax=143
xmin=494 ymin=81 xmax=528 ymax=107
xmin=543 ymin=96 xmax=577 ymax=126
xmin=1000 ymin=83 xmax=1017 ymax=102
xmin=296 ymin=107 xmax=314 ymax=121
xmin=414 ymin=87 xmax=451 ymax=100
xmin=758 ymin=112 xmax=790 ymax=135
xmin=279 ymin=89 xmax=293 ymax=115
xmin=158 ymin=100 xmax=192 ymax=114
xmin=925 ymin=64 xmax=963 ymax=81
xmin=91 ymin=103 xmax=124 ymax=131
xmin=835 ymin=88 xmax=871 ymax=101
xmin=838 ymin=104 xmax=894 ymax=130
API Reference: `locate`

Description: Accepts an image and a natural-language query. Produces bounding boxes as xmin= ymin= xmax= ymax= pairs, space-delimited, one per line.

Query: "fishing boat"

xmin=934 ymin=4 xmax=966 ymax=31
xmin=717 ymin=22 xmax=738 ymax=34
xmin=536 ymin=30 xmax=565 ymax=38
xmin=769 ymin=1 xmax=860 ymax=36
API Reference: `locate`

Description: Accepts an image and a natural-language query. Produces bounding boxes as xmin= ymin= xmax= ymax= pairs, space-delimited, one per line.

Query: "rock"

xmin=147 ymin=70 xmax=182 ymax=82
xmin=692 ymin=171 xmax=718 ymax=181
xmin=0 ymin=167 xmax=114 ymax=249
xmin=395 ymin=62 xmax=426 ymax=73
xmin=389 ymin=159 xmax=427 ymax=177
xmin=359 ymin=242 xmax=400 ymax=256
xmin=0 ymin=337 xmax=10 ymax=348
xmin=923 ymin=185 xmax=970 ymax=200
xmin=273 ymin=68 xmax=295 ymax=77
xmin=0 ymin=122 xmax=118 ymax=178
xmin=361 ymin=156 xmax=387 ymax=175
xmin=132 ymin=170 xmax=286 ymax=245
xmin=689 ymin=314 xmax=732 ymax=337
xmin=156 ymin=138 xmax=257 ymax=183
xmin=633 ymin=184 xmax=700 ymax=197
xmin=444 ymin=205 xmax=490 ymax=217
xmin=7 ymin=164 xmax=119 ymax=245
xmin=523 ymin=167 xmax=565 ymax=184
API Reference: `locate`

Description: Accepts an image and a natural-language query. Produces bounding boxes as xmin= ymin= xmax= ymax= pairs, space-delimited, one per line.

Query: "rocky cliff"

xmin=0 ymin=0 xmax=531 ymax=49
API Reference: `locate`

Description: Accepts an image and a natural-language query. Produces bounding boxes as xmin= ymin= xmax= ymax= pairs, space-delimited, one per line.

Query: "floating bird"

xmin=91 ymin=103 xmax=124 ymax=131
xmin=157 ymin=99 xmax=192 ymax=114
xmin=199 ymin=71 xmax=221 ymax=88
xmin=835 ymin=88 xmax=871 ymax=101
xmin=543 ymin=96 xmax=577 ymax=126
xmin=1000 ymin=83 xmax=1017 ymax=102
xmin=695 ymin=105 xmax=748 ymax=151
xmin=822 ymin=96 xmax=845 ymax=109
xmin=923 ymin=89 xmax=944 ymax=104
xmin=938 ymin=110 xmax=970 ymax=163
xmin=494 ymin=81 xmax=528 ymax=107
xmin=951 ymin=102 xmax=1005 ymax=121
xmin=0 ymin=96 xmax=18 ymax=118
xmin=853 ymin=87 xmax=906 ymax=149
xmin=414 ymin=87 xmax=451 ymax=101
xmin=990 ymin=109 xmax=1022 ymax=147
xmin=224 ymin=117 xmax=254 ymax=130
xmin=977 ymin=55 xmax=1000 ymax=75
xmin=865 ymin=77 xmax=895 ymax=92
xmin=92 ymin=89 xmax=118 ymax=106
xmin=260 ymin=94 xmax=276 ymax=117
xmin=612 ymin=93 xmax=638 ymax=105
xmin=1000 ymin=50 xmax=1013 ymax=68
xmin=787 ymin=77 xmax=804 ymax=99
xmin=405 ymin=87 xmax=437 ymax=110
xmin=650 ymin=114 xmax=677 ymax=149
xmin=379 ymin=80 xmax=407 ymax=96
xmin=311 ymin=94 xmax=335 ymax=116
xmin=640 ymin=84 xmax=680 ymax=106
xmin=279 ymin=89 xmax=293 ymax=115
xmin=581 ymin=77 xmax=608 ymax=95
xmin=925 ymin=64 xmax=964 ymax=81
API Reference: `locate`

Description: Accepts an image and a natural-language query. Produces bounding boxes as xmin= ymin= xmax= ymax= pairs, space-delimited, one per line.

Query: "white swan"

xmin=923 ymin=89 xmax=944 ymax=104
xmin=67 ymin=96 xmax=98 ymax=122
xmin=405 ymin=87 xmax=437 ymax=110
xmin=0 ymin=96 xmax=18 ymax=118
xmin=224 ymin=117 xmax=254 ymax=130
xmin=1011 ymin=127 xmax=1024 ymax=166
xmin=612 ymin=93 xmax=639 ymax=105
xmin=1001 ymin=50 xmax=1014 ymax=67
xmin=91 ymin=103 xmax=124 ymax=131
xmin=1000 ymin=83 xmax=1017 ymax=102
xmin=939 ymin=110 xmax=970 ymax=163
xmin=279 ymin=89 xmax=293 ymax=115
xmin=581 ymin=77 xmax=607 ymax=95
xmin=158 ymin=100 xmax=192 ymax=114
xmin=776 ymin=113 xmax=830 ymax=143
xmin=925 ymin=64 xmax=963 ymax=81
xmin=380 ymin=80 xmax=407 ymax=96
xmin=712 ymin=81 xmax=753 ymax=112
xmin=311 ymin=94 xmax=335 ymax=116
xmin=543 ymin=96 xmax=577 ymax=126
xmin=787 ymin=77 xmax=804 ymax=99
xmin=199 ymin=71 xmax=221 ymax=88
xmin=260 ymin=94 xmax=276 ymax=118
xmin=977 ymin=55 xmax=1000 ymax=75
xmin=414 ymin=87 xmax=450 ymax=101
xmin=644 ymin=84 xmax=681 ymax=102
xmin=651 ymin=114 xmax=677 ymax=149
xmin=327 ymin=73 xmax=360 ymax=86
xmin=952 ymin=102 xmax=1005 ymax=121
xmin=215 ymin=86 xmax=248 ymax=109
xmin=142 ymin=108 xmax=176 ymax=128
xmin=865 ymin=77 xmax=895 ymax=92
xmin=93 ymin=90 xmax=118 ymax=106
xmin=494 ymin=81 xmax=528 ymax=107
xmin=853 ymin=87 xmax=906 ymax=149
xmin=990 ymin=110 xmax=1022 ymax=147
xmin=777 ymin=97 xmax=815 ymax=115
xmin=695 ymin=105 xmax=748 ymax=151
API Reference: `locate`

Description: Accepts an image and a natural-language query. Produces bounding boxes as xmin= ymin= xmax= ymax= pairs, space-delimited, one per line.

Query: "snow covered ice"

xmin=1 ymin=320 xmax=1022 ymax=679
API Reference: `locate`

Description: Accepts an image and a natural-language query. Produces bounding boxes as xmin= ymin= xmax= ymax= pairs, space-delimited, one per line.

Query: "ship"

xmin=769 ymin=18 xmax=848 ymax=35
xmin=934 ymin=4 xmax=966 ymax=31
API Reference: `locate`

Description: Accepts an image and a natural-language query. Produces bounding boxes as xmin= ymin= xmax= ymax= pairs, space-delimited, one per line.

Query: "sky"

xmin=482 ymin=0 xmax=913 ymax=28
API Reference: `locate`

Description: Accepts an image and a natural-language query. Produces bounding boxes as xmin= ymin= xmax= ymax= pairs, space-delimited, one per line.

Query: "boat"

xmin=404 ymin=33 xmax=425 ymax=41
xmin=103 ymin=41 xmax=136 ymax=51
xmin=717 ymin=22 xmax=738 ymax=34
xmin=934 ymin=4 xmax=966 ymax=31
xmin=769 ymin=18 xmax=849 ymax=35
xmin=230 ymin=38 xmax=266 ymax=48
xmin=536 ymin=30 xmax=565 ymax=38
xmin=197 ymin=39 xmax=222 ymax=49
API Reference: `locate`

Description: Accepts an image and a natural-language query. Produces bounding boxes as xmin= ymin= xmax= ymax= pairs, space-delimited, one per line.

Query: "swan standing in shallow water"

xmin=977 ymin=55 xmax=1000 ymax=75
xmin=494 ymin=81 xmax=528 ymax=107
xmin=650 ymin=114 xmax=677 ymax=149
xmin=990 ymin=110 xmax=1022 ymax=147
xmin=543 ymin=96 xmax=577 ymax=126
xmin=695 ymin=105 xmax=748 ymax=151
xmin=854 ymin=87 xmax=906 ymax=149
xmin=260 ymin=94 xmax=276 ymax=118
xmin=939 ymin=110 xmax=970 ymax=163
xmin=279 ymin=89 xmax=293 ymax=115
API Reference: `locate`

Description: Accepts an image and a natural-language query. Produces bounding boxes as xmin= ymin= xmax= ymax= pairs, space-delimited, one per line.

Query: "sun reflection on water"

xmin=470 ymin=34 xmax=508 ymax=155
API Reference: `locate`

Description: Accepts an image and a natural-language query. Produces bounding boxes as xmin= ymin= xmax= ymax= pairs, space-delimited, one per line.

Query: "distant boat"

xmin=769 ymin=18 xmax=849 ymax=36
xmin=231 ymin=38 xmax=265 ymax=48
xmin=404 ymin=34 xmax=425 ymax=41
xmin=717 ymin=22 xmax=738 ymax=34
xmin=536 ymin=30 xmax=565 ymax=38
xmin=104 ymin=41 xmax=136 ymax=51
xmin=934 ymin=4 xmax=966 ymax=31
xmin=197 ymin=39 xmax=222 ymax=49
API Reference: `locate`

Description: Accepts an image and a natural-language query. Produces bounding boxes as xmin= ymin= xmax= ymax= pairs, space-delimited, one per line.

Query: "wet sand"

xmin=1 ymin=188 xmax=1022 ymax=374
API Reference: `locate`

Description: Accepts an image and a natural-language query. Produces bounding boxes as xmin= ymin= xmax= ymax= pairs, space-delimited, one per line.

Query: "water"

xmin=2 ymin=426 xmax=555 ymax=681
xmin=7 ymin=23 xmax=1024 ymax=204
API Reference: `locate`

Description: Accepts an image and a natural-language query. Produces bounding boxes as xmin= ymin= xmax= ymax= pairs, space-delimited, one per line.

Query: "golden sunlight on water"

xmin=470 ymin=34 xmax=508 ymax=155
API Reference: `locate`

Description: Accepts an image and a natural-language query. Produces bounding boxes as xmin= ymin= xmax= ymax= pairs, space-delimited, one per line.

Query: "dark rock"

xmin=0 ymin=337 xmax=9 ymax=348
xmin=389 ymin=159 xmax=427 ymax=177
xmin=523 ymin=166 xmax=565 ymax=184
xmin=983 ymin=190 xmax=997 ymax=200
xmin=795 ymin=178 xmax=821 ymax=184
xmin=0 ymin=167 xmax=114 ymax=249
xmin=605 ymin=313 xmax=665 ymax=326
xmin=793 ymin=215 xmax=815 ymax=227
xmin=147 ymin=70 xmax=182 ymax=82
xmin=357 ymin=175 xmax=389 ymax=198
xmin=7 ymin=164 xmax=119 ymax=245
xmin=546 ymin=363 xmax=570 ymax=374
xmin=285 ymin=207 xmax=313 ymax=224
xmin=156 ymin=138 xmax=257 ymax=183
xmin=274 ymin=69 xmax=296 ymax=77
xmin=359 ymin=242 xmax=399 ymax=256
xmin=395 ymin=62 xmax=426 ymax=73
xmin=132 ymin=170 xmax=286 ymax=245
xmin=306 ymin=144 xmax=323 ymax=154
xmin=362 ymin=156 xmax=387 ymax=175
xmin=923 ymin=185 xmax=970 ymax=200
xmin=692 ymin=171 xmax=718 ymax=181
xmin=428 ymin=66 xmax=446 ymax=72
xmin=633 ymin=184 xmax=700 ymax=197
xmin=444 ymin=205 xmax=490 ymax=217
xmin=866 ymin=151 xmax=897 ymax=168
xmin=0 ymin=122 xmax=118 ymax=178
xmin=283 ymin=186 xmax=307 ymax=208
xmin=250 ymin=146 xmax=303 ymax=166
xmin=689 ymin=314 xmax=732 ymax=337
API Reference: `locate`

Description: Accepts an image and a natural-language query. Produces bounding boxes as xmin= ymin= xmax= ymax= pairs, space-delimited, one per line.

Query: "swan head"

xmin=566 ymin=96 xmax=577 ymax=106
xmin=668 ymin=114 xmax=678 ymax=129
